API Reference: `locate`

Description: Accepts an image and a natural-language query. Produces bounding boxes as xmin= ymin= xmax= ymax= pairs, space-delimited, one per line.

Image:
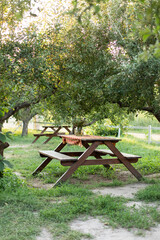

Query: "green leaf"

xmin=3 ymin=160 xmax=13 ymax=168
xmin=155 ymin=17 xmax=160 ymax=26
xmin=154 ymin=48 xmax=160 ymax=58
xmin=143 ymin=33 xmax=151 ymax=42
xmin=140 ymin=28 xmax=152 ymax=42
xmin=0 ymin=133 xmax=6 ymax=143
xmin=94 ymin=5 xmax=100 ymax=13
xmin=5 ymin=131 xmax=12 ymax=139
xmin=0 ymin=161 xmax=4 ymax=171
xmin=0 ymin=155 xmax=4 ymax=161
xmin=0 ymin=111 xmax=4 ymax=118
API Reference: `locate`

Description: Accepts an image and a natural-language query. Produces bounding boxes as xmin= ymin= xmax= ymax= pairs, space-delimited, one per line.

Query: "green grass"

xmin=1 ymin=131 xmax=160 ymax=239
xmin=135 ymin=182 xmax=160 ymax=202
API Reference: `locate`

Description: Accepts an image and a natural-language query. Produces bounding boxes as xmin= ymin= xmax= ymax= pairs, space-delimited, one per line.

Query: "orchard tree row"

xmin=0 ymin=0 xmax=160 ymax=133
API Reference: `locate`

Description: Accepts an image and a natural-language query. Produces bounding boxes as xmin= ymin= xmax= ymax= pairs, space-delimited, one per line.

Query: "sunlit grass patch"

xmin=135 ymin=182 xmax=160 ymax=202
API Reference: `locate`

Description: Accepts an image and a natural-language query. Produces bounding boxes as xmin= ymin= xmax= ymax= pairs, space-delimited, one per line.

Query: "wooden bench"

xmin=39 ymin=150 xmax=77 ymax=160
xmin=33 ymin=133 xmax=64 ymax=144
xmin=60 ymin=149 xmax=141 ymax=166
xmin=95 ymin=149 xmax=141 ymax=159
xmin=32 ymin=148 xmax=141 ymax=175
xmin=33 ymin=133 xmax=64 ymax=138
xmin=32 ymin=150 xmax=77 ymax=175
xmin=34 ymin=133 xmax=65 ymax=137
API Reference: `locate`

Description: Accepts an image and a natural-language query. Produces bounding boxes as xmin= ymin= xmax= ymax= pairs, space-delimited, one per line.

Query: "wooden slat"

xmin=61 ymin=151 xmax=93 ymax=156
xmin=53 ymin=141 xmax=102 ymax=187
xmin=104 ymin=141 xmax=142 ymax=181
xmin=34 ymin=133 xmax=57 ymax=137
xmin=95 ymin=149 xmax=141 ymax=159
xmin=39 ymin=150 xmax=77 ymax=161
xmin=61 ymin=158 xmax=138 ymax=166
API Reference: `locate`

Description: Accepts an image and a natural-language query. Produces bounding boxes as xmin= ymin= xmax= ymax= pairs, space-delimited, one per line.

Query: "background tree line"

xmin=0 ymin=0 xmax=160 ymax=133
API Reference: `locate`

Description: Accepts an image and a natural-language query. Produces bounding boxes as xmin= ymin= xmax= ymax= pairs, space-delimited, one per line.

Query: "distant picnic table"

xmin=32 ymin=125 xmax=71 ymax=144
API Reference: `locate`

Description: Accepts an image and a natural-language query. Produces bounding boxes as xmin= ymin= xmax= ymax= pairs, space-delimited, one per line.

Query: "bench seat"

xmin=34 ymin=133 xmax=63 ymax=137
xmin=39 ymin=150 xmax=77 ymax=161
xmin=95 ymin=149 xmax=141 ymax=159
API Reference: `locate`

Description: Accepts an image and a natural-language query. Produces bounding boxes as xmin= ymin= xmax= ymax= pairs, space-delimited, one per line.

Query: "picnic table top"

xmin=42 ymin=125 xmax=71 ymax=128
xmin=59 ymin=134 xmax=121 ymax=146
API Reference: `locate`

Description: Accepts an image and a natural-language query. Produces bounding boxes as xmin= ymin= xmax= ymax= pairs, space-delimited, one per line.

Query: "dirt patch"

xmin=70 ymin=217 xmax=160 ymax=240
xmin=36 ymin=228 xmax=52 ymax=240
xmin=92 ymin=183 xmax=148 ymax=198
xmin=13 ymin=171 xmax=160 ymax=240
xmin=14 ymin=172 xmax=26 ymax=180
xmin=69 ymin=174 xmax=113 ymax=185
xmin=70 ymin=182 xmax=160 ymax=239
xmin=69 ymin=170 xmax=134 ymax=186
xmin=27 ymin=178 xmax=53 ymax=189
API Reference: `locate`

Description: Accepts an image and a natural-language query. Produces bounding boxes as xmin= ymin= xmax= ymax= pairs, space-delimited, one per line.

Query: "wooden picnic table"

xmin=32 ymin=135 xmax=142 ymax=187
xmin=32 ymin=125 xmax=71 ymax=144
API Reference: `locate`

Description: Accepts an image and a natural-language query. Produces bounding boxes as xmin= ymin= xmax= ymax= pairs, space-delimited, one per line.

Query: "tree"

xmin=14 ymin=106 xmax=37 ymax=136
xmin=99 ymin=0 xmax=160 ymax=122
xmin=0 ymin=0 xmax=74 ymax=131
xmin=47 ymin=21 xmax=129 ymax=132
xmin=0 ymin=26 xmax=63 ymax=130
xmin=53 ymin=0 xmax=160 ymax=124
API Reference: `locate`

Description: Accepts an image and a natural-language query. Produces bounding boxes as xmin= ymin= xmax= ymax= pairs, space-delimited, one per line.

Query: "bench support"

xmin=53 ymin=141 xmax=101 ymax=187
xmin=104 ymin=141 xmax=143 ymax=181
xmin=32 ymin=157 xmax=52 ymax=175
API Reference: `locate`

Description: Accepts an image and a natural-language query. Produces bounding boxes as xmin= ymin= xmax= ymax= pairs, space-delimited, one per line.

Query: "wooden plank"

xmin=53 ymin=141 xmax=102 ymax=187
xmin=82 ymin=141 xmax=111 ymax=170
xmin=95 ymin=149 xmax=141 ymax=159
xmin=32 ymin=157 xmax=52 ymax=175
xmin=42 ymin=125 xmax=71 ymax=128
xmin=39 ymin=150 xmax=77 ymax=161
xmin=43 ymin=135 xmax=55 ymax=144
xmin=33 ymin=133 xmax=57 ymax=136
xmin=61 ymin=151 xmax=96 ymax=156
xmin=61 ymin=158 xmax=138 ymax=166
xmin=54 ymin=142 xmax=66 ymax=152
xmin=104 ymin=141 xmax=142 ymax=181
xmin=63 ymin=126 xmax=72 ymax=133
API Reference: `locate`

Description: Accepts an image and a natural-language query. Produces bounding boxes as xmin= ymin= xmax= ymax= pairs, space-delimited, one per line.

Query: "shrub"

xmin=86 ymin=124 xmax=118 ymax=136
xmin=0 ymin=169 xmax=25 ymax=191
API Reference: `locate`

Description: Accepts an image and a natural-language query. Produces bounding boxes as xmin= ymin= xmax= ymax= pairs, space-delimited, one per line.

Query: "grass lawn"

xmin=1 ymin=131 xmax=160 ymax=240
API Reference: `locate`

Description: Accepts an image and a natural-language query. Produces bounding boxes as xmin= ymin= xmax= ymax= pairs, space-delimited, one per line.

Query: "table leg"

xmin=82 ymin=142 xmax=111 ymax=170
xmin=50 ymin=127 xmax=56 ymax=131
xmin=104 ymin=141 xmax=143 ymax=181
xmin=42 ymin=127 xmax=62 ymax=144
xmin=64 ymin=126 xmax=71 ymax=134
xmin=32 ymin=157 xmax=52 ymax=175
xmin=32 ymin=142 xmax=66 ymax=175
xmin=54 ymin=142 xmax=67 ymax=152
xmin=32 ymin=127 xmax=47 ymax=143
xmin=53 ymin=126 xmax=61 ymax=135
xmin=53 ymin=141 xmax=101 ymax=187
xmin=43 ymin=135 xmax=54 ymax=144
xmin=32 ymin=136 xmax=40 ymax=144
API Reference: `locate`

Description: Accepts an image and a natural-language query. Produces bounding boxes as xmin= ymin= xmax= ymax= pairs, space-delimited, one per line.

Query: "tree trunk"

xmin=71 ymin=125 xmax=76 ymax=134
xmin=0 ymin=120 xmax=4 ymax=132
xmin=0 ymin=141 xmax=9 ymax=156
xmin=21 ymin=120 xmax=30 ymax=136
xmin=0 ymin=141 xmax=9 ymax=178
xmin=153 ymin=112 xmax=160 ymax=123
